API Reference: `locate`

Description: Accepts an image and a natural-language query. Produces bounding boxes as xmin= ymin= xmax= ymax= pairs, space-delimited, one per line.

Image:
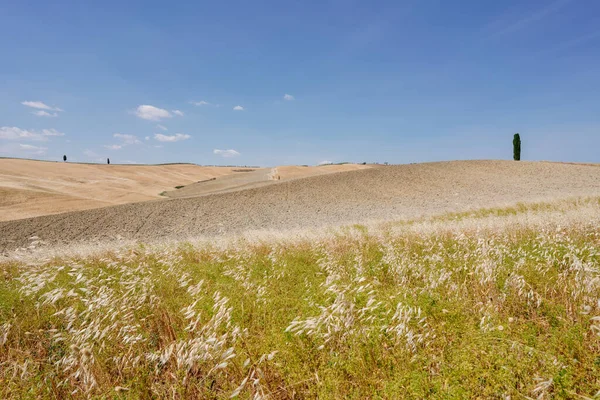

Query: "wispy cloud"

xmin=0 ymin=143 xmax=48 ymax=156
xmin=40 ymin=129 xmax=64 ymax=137
xmin=283 ymin=94 xmax=295 ymax=101
xmin=104 ymin=133 xmax=141 ymax=150
xmin=18 ymin=144 xmax=47 ymax=155
xmin=534 ymin=29 xmax=600 ymax=57
xmin=33 ymin=110 xmax=58 ymax=117
xmin=133 ymin=105 xmax=172 ymax=121
xmin=156 ymin=124 xmax=168 ymax=131
xmin=113 ymin=133 xmax=141 ymax=145
xmin=213 ymin=149 xmax=240 ymax=158
xmin=233 ymin=105 xmax=244 ymax=111
xmin=489 ymin=0 xmax=572 ymax=38
xmin=154 ymin=133 xmax=191 ymax=142
xmin=190 ymin=100 xmax=211 ymax=106
xmin=21 ymin=101 xmax=63 ymax=112
xmin=0 ymin=126 xmax=65 ymax=141
xmin=172 ymin=109 xmax=184 ymax=116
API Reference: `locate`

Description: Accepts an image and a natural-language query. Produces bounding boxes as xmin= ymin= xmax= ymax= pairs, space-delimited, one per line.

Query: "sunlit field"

xmin=1 ymin=199 xmax=600 ymax=399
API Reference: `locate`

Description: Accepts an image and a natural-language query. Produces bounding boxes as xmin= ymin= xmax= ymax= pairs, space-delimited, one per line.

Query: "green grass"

xmin=1 ymin=203 xmax=600 ymax=398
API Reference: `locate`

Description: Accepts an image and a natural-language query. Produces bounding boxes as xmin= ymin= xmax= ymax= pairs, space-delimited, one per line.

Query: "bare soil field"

xmin=1 ymin=160 xmax=600 ymax=253
xmin=164 ymin=164 xmax=373 ymax=198
xmin=0 ymin=159 xmax=371 ymax=220
xmin=164 ymin=168 xmax=274 ymax=198
xmin=273 ymin=163 xmax=373 ymax=180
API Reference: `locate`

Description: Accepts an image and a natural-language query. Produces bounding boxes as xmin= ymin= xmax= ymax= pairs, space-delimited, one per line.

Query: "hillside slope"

xmin=0 ymin=159 xmax=242 ymax=220
xmin=0 ymin=159 xmax=372 ymax=220
xmin=1 ymin=160 xmax=600 ymax=252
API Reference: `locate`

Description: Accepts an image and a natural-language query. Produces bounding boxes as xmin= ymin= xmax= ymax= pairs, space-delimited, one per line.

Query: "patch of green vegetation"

xmin=174 ymin=185 xmax=185 ymax=189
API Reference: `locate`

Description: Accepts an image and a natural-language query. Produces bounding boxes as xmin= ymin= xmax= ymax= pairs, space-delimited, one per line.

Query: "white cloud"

xmin=0 ymin=127 xmax=40 ymax=141
xmin=191 ymin=100 xmax=211 ymax=106
xmin=0 ymin=143 xmax=42 ymax=157
xmin=318 ymin=160 xmax=333 ymax=165
xmin=233 ymin=105 xmax=244 ymax=111
xmin=0 ymin=142 xmax=48 ymax=156
xmin=154 ymin=133 xmax=191 ymax=142
xmin=172 ymin=109 xmax=184 ymax=116
xmin=33 ymin=110 xmax=58 ymax=117
xmin=133 ymin=105 xmax=172 ymax=121
xmin=0 ymin=126 xmax=65 ymax=141
xmin=113 ymin=133 xmax=141 ymax=145
xmin=41 ymin=128 xmax=65 ymax=137
xmin=104 ymin=133 xmax=140 ymax=150
xmin=283 ymin=94 xmax=295 ymax=101
xmin=213 ymin=149 xmax=240 ymax=158
xmin=156 ymin=124 xmax=168 ymax=131
xmin=21 ymin=101 xmax=63 ymax=112
xmin=18 ymin=144 xmax=47 ymax=155
xmin=145 ymin=136 xmax=150 ymax=140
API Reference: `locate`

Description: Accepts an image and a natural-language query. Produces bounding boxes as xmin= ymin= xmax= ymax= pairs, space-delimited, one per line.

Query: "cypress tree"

xmin=513 ymin=133 xmax=521 ymax=161
xmin=63 ymin=155 xmax=67 ymax=162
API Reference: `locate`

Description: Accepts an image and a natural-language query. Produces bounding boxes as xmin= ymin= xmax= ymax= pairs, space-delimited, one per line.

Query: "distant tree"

xmin=513 ymin=133 xmax=521 ymax=161
xmin=107 ymin=158 xmax=110 ymax=165
xmin=63 ymin=155 xmax=67 ymax=162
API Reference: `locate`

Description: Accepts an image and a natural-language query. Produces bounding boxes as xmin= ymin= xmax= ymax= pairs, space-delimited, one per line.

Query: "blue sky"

xmin=1 ymin=0 xmax=599 ymax=165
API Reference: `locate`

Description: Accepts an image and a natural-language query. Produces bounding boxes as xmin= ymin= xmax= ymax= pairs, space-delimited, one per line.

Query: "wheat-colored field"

xmin=0 ymin=158 xmax=372 ymax=221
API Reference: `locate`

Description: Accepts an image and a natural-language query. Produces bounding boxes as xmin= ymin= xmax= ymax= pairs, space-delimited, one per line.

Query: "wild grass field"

xmin=1 ymin=198 xmax=600 ymax=399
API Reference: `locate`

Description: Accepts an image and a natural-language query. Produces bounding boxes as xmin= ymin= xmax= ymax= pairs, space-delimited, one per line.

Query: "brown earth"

xmin=164 ymin=164 xmax=373 ymax=198
xmin=0 ymin=159 xmax=241 ymax=221
xmin=1 ymin=160 xmax=600 ymax=253
xmin=0 ymin=159 xmax=372 ymax=220
xmin=164 ymin=168 xmax=274 ymax=198
xmin=273 ymin=164 xmax=374 ymax=180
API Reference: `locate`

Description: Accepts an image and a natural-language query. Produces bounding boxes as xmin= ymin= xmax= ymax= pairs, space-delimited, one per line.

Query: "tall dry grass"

xmin=1 ymin=198 xmax=600 ymax=398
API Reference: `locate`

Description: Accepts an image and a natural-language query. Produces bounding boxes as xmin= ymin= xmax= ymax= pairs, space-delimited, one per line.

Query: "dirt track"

xmin=1 ymin=160 xmax=600 ymax=252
